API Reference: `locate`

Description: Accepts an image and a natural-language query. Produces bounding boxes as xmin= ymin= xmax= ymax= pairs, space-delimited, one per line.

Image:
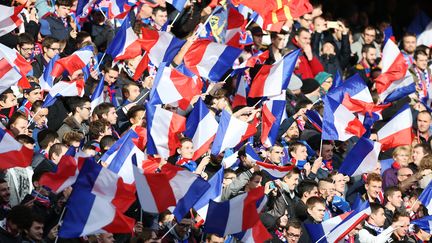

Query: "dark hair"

xmin=55 ymin=0 xmax=73 ymax=7
xmin=296 ymin=27 xmax=310 ymax=37
xmin=7 ymin=205 xmax=33 ymax=230
xmin=17 ymin=33 xmax=34 ymax=47
xmin=384 ymin=186 xmax=402 ymax=201
xmin=0 ymin=88 xmax=14 ymax=104
xmin=76 ymin=31 xmax=91 ymax=46
xmin=402 ymin=32 xmax=416 ymax=40
xmin=370 ymin=202 xmax=385 ymax=214
xmin=122 ymin=82 xmax=140 ymax=100
xmin=152 ymin=6 xmax=167 ymax=15
xmin=283 ymin=167 xmax=301 ymax=179
xmin=31 ymin=100 xmax=44 ymax=113
xmin=103 ymin=63 xmax=119 ymax=73
xmin=250 ymin=171 xmax=264 ymax=181
xmin=42 ymin=36 xmax=60 ymax=49
xmin=414 ymin=49 xmax=428 ymax=60
xmin=69 ymin=96 xmax=91 ymax=115
xmin=100 ymin=135 xmax=117 ymax=153
xmin=298 ymin=179 xmax=318 ymax=198
xmin=416 ymin=44 xmax=430 ymax=54
xmin=392 ymin=211 xmax=410 ymax=222
xmin=89 ymin=120 xmax=110 ymax=140
xmin=286 ymin=218 xmax=302 ymax=230
xmin=48 ymin=143 xmax=67 ymax=160
xmin=306 ymin=196 xmax=325 ymax=209
xmin=414 ymin=143 xmax=431 ymax=155
xmin=361 ymin=44 xmax=376 ymax=54
xmin=93 ymin=103 xmax=115 ymax=120
xmin=7 ymin=111 xmax=27 ymax=130
xmin=15 ymin=134 xmax=34 ymax=145
xmin=62 ymin=131 xmax=84 ymax=146
xmin=37 ymin=129 xmax=59 ymax=149
xmin=126 ymin=105 xmax=145 ymax=120
xmin=288 ymin=141 xmax=306 ymax=156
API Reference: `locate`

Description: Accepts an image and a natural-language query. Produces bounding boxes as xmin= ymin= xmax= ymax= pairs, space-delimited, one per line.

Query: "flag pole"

xmin=54 ymin=206 xmax=67 ymax=243
xmin=319 ymin=137 xmax=323 ymax=158
xmin=194 ymin=8 xmax=218 ymax=37
xmin=160 ymin=223 xmax=178 ymax=240
xmin=245 ymin=17 xmax=255 ymax=29
xmin=170 ymin=12 xmax=181 ymax=26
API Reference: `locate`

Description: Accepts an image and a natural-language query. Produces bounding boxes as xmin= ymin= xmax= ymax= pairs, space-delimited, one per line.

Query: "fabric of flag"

xmin=322 ymin=96 xmax=366 ymax=141
xmin=383 ymin=25 xmax=395 ymax=44
xmin=248 ymin=49 xmax=300 ymax=97
xmin=59 ymin=158 xmax=135 ymax=238
xmin=0 ymin=43 xmax=32 ymax=90
xmin=39 ymin=54 xmax=60 ymax=91
xmin=378 ymin=71 xmax=416 ymax=104
xmin=211 ymin=110 xmax=257 ymax=155
xmin=419 ymin=180 xmax=432 ymax=215
xmin=256 ymin=161 xmax=294 ymax=179
xmin=149 ymin=64 xmax=202 ymax=110
xmin=327 ymin=73 xmax=373 ymax=106
xmin=140 ymin=28 xmax=186 ymax=67
xmin=106 ymin=14 xmax=142 ymax=62
xmin=101 ymin=130 xmax=146 ymax=184
xmin=377 ymin=104 xmax=413 ymax=151
xmin=261 ymin=99 xmax=286 ymax=147
xmin=232 ymin=73 xmax=248 ymax=108
xmin=412 ymin=216 xmax=432 ymax=233
xmin=76 ymin=0 xmax=99 ymax=17
xmin=233 ymin=220 xmax=272 ymax=243
xmin=0 ymin=124 xmax=33 ymax=170
xmin=43 ymin=80 xmax=85 ymax=107
xmin=305 ymin=109 xmax=322 ymax=132
xmin=233 ymin=50 xmax=270 ymax=72
xmin=0 ymin=4 xmax=24 ymax=37
xmin=183 ymin=39 xmax=242 ymax=81
xmin=133 ymin=158 xmax=210 ymax=221
xmin=193 ymin=168 xmax=223 ymax=220
xmin=108 ymin=0 xmax=130 ymax=19
xmin=204 ymin=187 xmax=267 ymax=236
xmin=184 ymin=98 xmax=219 ymax=160
xmin=329 ymin=70 xmax=343 ymax=91
xmin=146 ymin=104 xmax=186 ymax=158
xmin=90 ymin=77 xmax=105 ymax=112
xmin=165 ymin=0 xmax=187 ymax=12
xmin=51 ymin=45 xmax=94 ymax=77
xmin=338 ymin=137 xmax=381 ymax=177
xmin=225 ymin=7 xmax=245 ymax=47
xmin=304 ymin=212 xmax=350 ymax=243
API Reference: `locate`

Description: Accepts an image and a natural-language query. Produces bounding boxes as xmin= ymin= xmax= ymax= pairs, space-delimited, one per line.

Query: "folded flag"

xmin=193 ymin=168 xmax=224 ymax=220
xmin=211 ymin=110 xmax=257 ymax=155
xmin=51 ymin=45 xmax=94 ymax=77
xmin=106 ymin=14 xmax=142 ymax=62
xmin=0 ymin=43 xmax=31 ymax=90
xmin=304 ymin=212 xmax=351 ymax=243
xmin=146 ymin=104 xmax=186 ymax=158
xmin=225 ymin=7 xmax=245 ymax=48
xmin=90 ymin=77 xmax=105 ymax=112
xmin=0 ymin=4 xmax=24 ymax=37
xmin=377 ymin=104 xmax=413 ymax=151
xmin=412 ymin=216 xmax=432 ymax=233
xmin=184 ymin=98 xmax=219 ymax=160
xmin=108 ymin=0 xmax=130 ymax=19
xmin=256 ymin=161 xmax=294 ymax=179
xmin=261 ymin=99 xmax=286 ymax=147
xmin=378 ymin=70 xmax=416 ymax=103
xmin=248 ymin=49 xmax=300 ymax=97
xmin=43 ymin=79 xmax=85 ymax=107
xmin=338 ymin=137 xmax=381 ymax=177
xmin=133 ymin=157 xmax=210 ymax=221
xmin=0 ymin=124 xmax=33 ymax=170
xmin=327 ymin=73 xmax=373 ymax=106
xmin=183 ymin=39 xmax=242 ymax=81
xmin=59 ymin=158 xmax=135 ymax=238
xmin=322 ymin=96 xmax=366 ymax=141
xmin=233 ymin=50 xmax=269 ymax=72
xmin=140 ymin=28 xmax=186 ymax=67
xmin=149 ymin=64 xmax=202 ymax=110
xmin=305 ymin=109 xmax=322 ymax=132
xmin=39 ymin=54 xmax=60 ymax=91
xmin=204 ymin=186 xmax=267 ymax=236
xmin=101 ymin=130 xmax=146 ymax=184
xmin=419 ymin=180 xmax=432 ymax=215
xmin=233 ymin=220 xmax=272 ymax=243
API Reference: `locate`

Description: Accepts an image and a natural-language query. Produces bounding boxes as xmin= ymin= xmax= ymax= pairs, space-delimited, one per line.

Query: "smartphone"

xmin=269 ymin=182 xmax=276 ymax=190
xmin=327 ymin=21 xmax=339 ymax=29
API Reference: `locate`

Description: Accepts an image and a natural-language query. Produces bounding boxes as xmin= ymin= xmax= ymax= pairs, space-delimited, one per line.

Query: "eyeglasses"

xmin=82 ymin=107 xmax=91 ymax=111
xmin=287 ymin=233 xmax=301 ymax=238
xmin=20 ymin=47 xmax=34 ymax=52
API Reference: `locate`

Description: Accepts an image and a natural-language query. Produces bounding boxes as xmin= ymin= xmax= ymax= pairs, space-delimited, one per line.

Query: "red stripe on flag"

xmin=242 ymin=187 xmax=264 ymax=230
xmin=0 ymin=58 xmax=13 ymax=78
xmin=261 ymin=104 xmax=276 ymax=147
xmin=145 ymin=172 xmax=177 ymax=212
xmin=345 ymin=119 xmax=366 ymax=138
xmin=140 ymin=28 xmax=160 ymax=51
xmin=0 ymin=145 xmax=33 ymax=170
xmin=192 ymin=134 xmax=215 ymax=161
xmin=379 ymin=127 xmax=414 ymax=151
xmin=183 ymin=40 xmax=212 ymax=77
xmin=375 ymin=53 xmax=408 ymax=94
xmin=248 ymin=64 xmax=272 ymax=97
xmin=167 ymin=113 xmax=186 ymax=157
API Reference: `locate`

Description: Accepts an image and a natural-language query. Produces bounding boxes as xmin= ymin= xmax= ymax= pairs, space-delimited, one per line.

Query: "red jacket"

xmin=290 ymin=38 xmax=324 ymax=79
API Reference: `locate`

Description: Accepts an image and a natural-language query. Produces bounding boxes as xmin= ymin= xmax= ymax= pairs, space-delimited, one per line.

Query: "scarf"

xmin=365 ymin=221 xmax=384 ymax=235
xmin=31 ymin=190 xmax=50 ymax=208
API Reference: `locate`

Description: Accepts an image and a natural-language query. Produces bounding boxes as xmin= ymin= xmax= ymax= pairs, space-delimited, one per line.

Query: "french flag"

xmin=323 ymin=201 xmax=371 ymax=243
xmin=378 ymin=71 xmax=415 ymax=103
xmin=225 ymin=7 xmax=245 ymax=48
xmin=0 ymin=124 xmax=33 ymax=170
xmin=375 ymin=40 xmax=410 ymax=101
xmin=0 ymin=43 xmax=32 ymax=90
xmin=233 ymin=220 xmax=272 ymax=243
xmin=149 ymin=64 xmax=202 ymax=110
xmin=90 ymin=77 xmax=105 ymax=112
xmin=232 ymin=73 xmax=248 ymax=108
xmin=419 ymin=180 xmax=432 ymax=214
xmin=233 ymin=50 xmax=270 ymax=72
xmin=305 ymin=109 xmax=322 ymax=132
xmin=59 ymin=158 xmax=135 ymax=238
xmin=204 ymin=187 xmax=267 ymax=236
xmin=101 ymin=130 xmax=146 ymax=184
xmin=146 ymin=104 xmax=186 ymax=158
xmin=322 ymin=96 xmax=366 ymax=141
xmin=108 ymin=0 xmax=129 ymax=19
xmin=165 ymin=0 xmax=187 ymax=11
xmin=183 ymin=39 xmax=242 ymax=81
xmin=211 ymin=110 xmax=257 ymax=155
xmin=140 ymin=28 xmax=186 ymax=68
xmin=76 ymin=0 xmax=98 ymax=17
xmin=133 ymin=158 xmax=210 ymax=221
xmin=304 ymin=212 xmax=351 ymax=243
xmin=184 ymin=98 xmax=219 ymax=160
xmin=193 ymin=168 xmax=224 ymax=220
xmin=43 ymin=79 xmax=85 ymax=107
xmin=248 ymin=49 xmax=300 ymax=97
xmin=51 ymin=45 xmax=94 ymax=77
xmin=106 ymin=14 xmax=142 ymax=62
xmin=0 ymin=4 xmax=24 ymax=37
xmin=327 ymin=73 xmax=373 ymax=106
xmin=377 ymin=104 xmax=413 ymax=151
xmin=39 ymin=147 xmax=89 ymax=193
xmin=256 ymin=161 xmax=294 ymax=179
xmin=412 ymin=216 xmax=432 ymax=233
xmin=338 ymin=137 xmax=381 ymax=177
xmin=261 ymin=98 xmax=286 ymax=147
xmin=39 ymin=54 xmax=60 ymax=91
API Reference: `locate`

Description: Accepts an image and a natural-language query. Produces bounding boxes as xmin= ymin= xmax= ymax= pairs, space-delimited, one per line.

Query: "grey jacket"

xmin=57 ymin=116 xmax=89 ymax=142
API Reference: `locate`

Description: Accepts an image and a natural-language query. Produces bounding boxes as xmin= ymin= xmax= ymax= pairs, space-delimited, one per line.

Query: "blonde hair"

xmin=392 ymin=145 xmax=411 ymax=158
